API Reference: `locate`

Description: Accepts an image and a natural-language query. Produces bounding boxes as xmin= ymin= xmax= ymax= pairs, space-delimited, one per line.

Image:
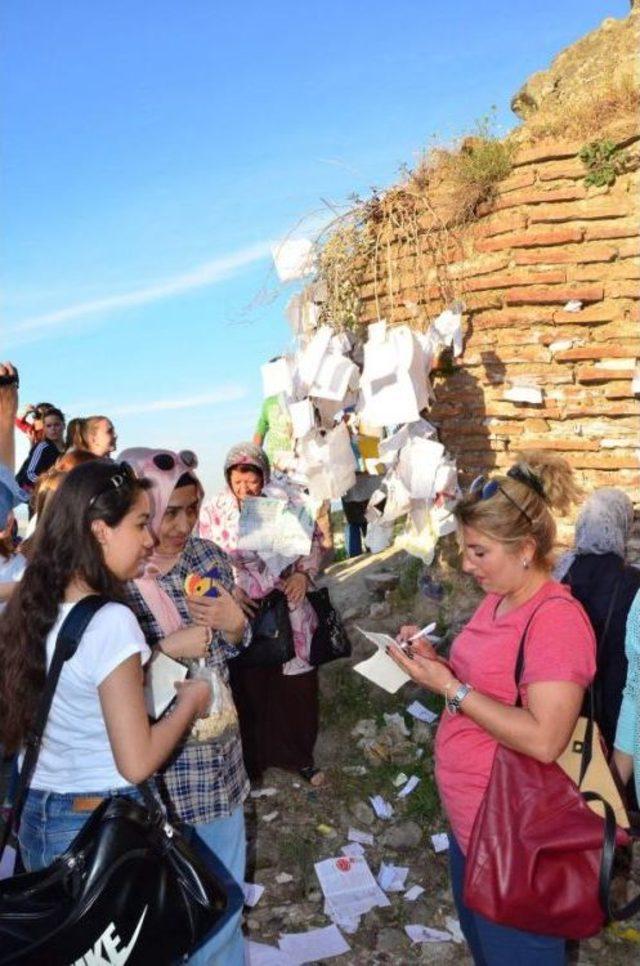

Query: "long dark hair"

xmin=0 ymin=460 xmax=150 ymax=752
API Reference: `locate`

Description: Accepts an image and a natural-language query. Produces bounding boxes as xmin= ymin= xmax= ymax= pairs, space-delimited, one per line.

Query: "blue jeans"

xmin=187 ymin=806 xmax=246 ymax=966
xmin=449 ymin=834 xmax=565 ymax=965
xmin=18 ymin=786 xmax=142 ymax=871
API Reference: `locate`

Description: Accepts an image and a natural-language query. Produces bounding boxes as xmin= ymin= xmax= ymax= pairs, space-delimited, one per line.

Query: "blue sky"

xmin=3 ymin=0 xmax=627 ymax=495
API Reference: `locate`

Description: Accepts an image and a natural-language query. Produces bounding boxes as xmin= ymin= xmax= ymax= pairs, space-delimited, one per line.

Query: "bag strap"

xmin=514 ymin=592 xmax=603 ymax=785
xmin=0 ymin=595 xmax=109 ymax=859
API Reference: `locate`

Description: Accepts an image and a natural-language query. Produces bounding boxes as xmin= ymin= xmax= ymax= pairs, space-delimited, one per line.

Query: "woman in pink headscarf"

xmin=199 ymin=442 xmax=325 ymax=786
xmin=120 ymin=447 xmax=249 ymax=966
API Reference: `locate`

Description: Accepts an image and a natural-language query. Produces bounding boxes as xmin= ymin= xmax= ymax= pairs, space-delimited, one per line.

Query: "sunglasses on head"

xmin=152 ymin=451 xmax=198 ymax=471
xmin=88 ymin=461 xmax=136 ymax=508
xmin=468 ymin=475 xmax=533 ymax=524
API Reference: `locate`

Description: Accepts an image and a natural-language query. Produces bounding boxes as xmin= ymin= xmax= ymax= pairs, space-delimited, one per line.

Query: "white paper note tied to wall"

xmin=261 ymin=357 xmax=294 ymax=398
xmin=272 ymin=238 xmax=315 ymax=283
xmin=361 ymin=325 xmax=429 ymax=427
xmin=353 ymin=627 xmax=411 ymax=694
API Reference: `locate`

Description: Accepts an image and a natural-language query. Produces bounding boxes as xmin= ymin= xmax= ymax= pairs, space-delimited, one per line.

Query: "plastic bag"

xmin=190 ymin=660 xmax=239 ymax=742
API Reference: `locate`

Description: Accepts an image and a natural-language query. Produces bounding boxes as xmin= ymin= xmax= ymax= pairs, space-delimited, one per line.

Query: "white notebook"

xmin=144 ymin=651 xmax=188 ymax=719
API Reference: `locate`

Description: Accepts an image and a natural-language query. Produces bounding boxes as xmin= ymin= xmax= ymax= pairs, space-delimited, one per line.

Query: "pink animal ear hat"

xmin=118 ymin=447 xmax=203 ymax=541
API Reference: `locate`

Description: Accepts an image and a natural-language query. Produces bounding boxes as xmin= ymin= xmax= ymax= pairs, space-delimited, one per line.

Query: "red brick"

xmin=584 ymin=219 xmax=640 ymax=242
xmin=537 ymin=158 xmax=586 ymax=181
xmin=571 ymin=261 xmax=640 ymax=282
xmin=552 ymin=300 xmax=627 ymax=324
xmin=497 ymin=170 xmax=537 ymax=193
xmin=475 ymin=227 xmax=583 ymax=253
xmin=514 ymin=244 xmax=616 ymax=266
xmin=616 ymin=238 xmax=640 ymax=258
xmin=447 ymin=254 xmax=510 ymax=279
xmin=529 ymin=200 xmax=631 ymax=224
xmin=576 ymin=366 xmax=636 ymax=383
xmin=520 ymin=437 xmax=599 ymax=451
xmin=489 ymin=185 xmax=586 ymax=213
xmin=564 ymin=454 xmax=639 ymax=470
xmin=472 ymin=307 xmax=554 ymax=329
xmin=464 ymin=269 xmax=565 ymax=292
xmin=512 ymin=141 xmax=582 ymax=167
xmin=474 ymin=212 xmax=527 ymax=238
xmin=505 ymin=284 xmax=603 ymax=305
xmin=606 ymin=281 xmax=640 ymax=299
xmin=555 ymin=345 xmax=640 ymax=361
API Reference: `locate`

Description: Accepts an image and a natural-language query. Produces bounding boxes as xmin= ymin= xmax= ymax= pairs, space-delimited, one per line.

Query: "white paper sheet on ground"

xmin=431 ymin=308 xmax=463 ymax=356
xmin=504 ymin=385 xmax=543 ymax=405
xmin=297 ymin=325 xmax=333 ymax=390
xmin=323 ymin=901 xmax=361 ymax=935
xmin=347 ymin=827 xmax=374 ymax=846
xmin=353 ymin=629 xmax=411 ymax=694
xmin=272 ymin=239 xmax=315 ymax=283
xmin=310 ymin=353 xmax=358 ymax=402
xmin=405 ymin=924 xmax=453 ymax=944
xmin=262 ymin=811 xmax=279 ymax=823
xmin=369 ymin=795 xmax=394 ymax=819
xmin=398 ymin=775 xmax=420 ymax=798
xmin=404 ymin=885 xmax=425 ymax=902
xmin=278 ymin=925 xmax=351 ymax=963
xmin=431 ymin=832 xmax=450 ymax=853
xmin=377 ymin=862 xmax=409 ymax=893
xmin=250 ymin=787 xmax=278 ymax=799
xmin=244 ymin=940 xmax=297 ymax=966
xmin=341 ymin=842 xmax=366 ymax=858
xmin=314 ymin=855 xmax=390 ymax=921
xmin=276 ymin=872 xmax=294 ymax=885
xmin=144 ymin=651 xmax=188 ymax=719
xmin=444 ymin=916 xmax=465 ymax=943
xmin=261 ymin=358 xmax=294 ymax=398
xmin=243 ymin=883 xmax=265 ymax=907
xmin=383 ymin=711 xmax=410 ymax=735
xmin=407 ymin=701 xmax=438 ymax=725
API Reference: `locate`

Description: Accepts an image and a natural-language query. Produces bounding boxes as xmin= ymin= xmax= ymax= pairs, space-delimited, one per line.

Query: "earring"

xmin=522 ymin=559 xmax=530 ymax=569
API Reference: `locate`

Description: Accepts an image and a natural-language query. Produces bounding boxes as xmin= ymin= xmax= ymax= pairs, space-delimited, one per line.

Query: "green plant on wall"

xmin=579 ymin=139 xmax=630 ymax=187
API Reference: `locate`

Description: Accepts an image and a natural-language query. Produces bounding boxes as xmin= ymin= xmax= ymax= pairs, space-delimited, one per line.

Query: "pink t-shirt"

xmin=434 ymin=580 xmax=595 ymax=852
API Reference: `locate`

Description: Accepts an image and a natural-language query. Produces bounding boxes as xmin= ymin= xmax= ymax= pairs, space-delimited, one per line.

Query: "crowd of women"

xmin=0 ymin=360 xmax=639 ymax=965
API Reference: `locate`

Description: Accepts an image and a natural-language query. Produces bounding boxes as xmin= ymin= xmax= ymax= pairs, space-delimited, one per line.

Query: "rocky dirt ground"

xmin=241 ymin=545 xmax=640 ymax=964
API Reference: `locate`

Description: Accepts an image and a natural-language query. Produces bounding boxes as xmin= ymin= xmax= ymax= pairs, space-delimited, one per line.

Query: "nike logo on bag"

xmin=72 ymin=905 xmax=148 ymax=965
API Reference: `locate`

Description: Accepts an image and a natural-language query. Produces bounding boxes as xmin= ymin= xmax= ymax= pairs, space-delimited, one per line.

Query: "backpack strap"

xmin=0 ymin=595 xmax=110 ymax=859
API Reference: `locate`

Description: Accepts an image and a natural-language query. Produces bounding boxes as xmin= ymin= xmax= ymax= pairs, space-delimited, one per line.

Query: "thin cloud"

xmin=108 ymin=385 xmax=248 ymax=417
xmin=9 ymin=241 xmax=272 ymax=335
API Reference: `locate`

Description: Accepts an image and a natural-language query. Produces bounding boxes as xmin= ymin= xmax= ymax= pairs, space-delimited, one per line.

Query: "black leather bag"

xmin=0 ymin=596 xmax=243 ymax=965
xmin=307 ymin=587 xmax=351 ymax=666
xmin=232 ymin=589 xmax=295 ymax=669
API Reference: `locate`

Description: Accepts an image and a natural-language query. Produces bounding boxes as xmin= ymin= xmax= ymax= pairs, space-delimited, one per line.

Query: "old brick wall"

xmin=356 ymin=132 xmax=639 ymax=527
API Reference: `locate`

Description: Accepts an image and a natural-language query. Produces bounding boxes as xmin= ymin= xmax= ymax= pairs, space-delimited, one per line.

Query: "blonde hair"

xmin=454 ymin=450 xmax=582 ymax=569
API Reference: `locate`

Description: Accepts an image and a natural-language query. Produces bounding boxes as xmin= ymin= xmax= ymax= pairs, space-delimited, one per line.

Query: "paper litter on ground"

xmin=243 ymin=882 xmax=265 ymax=907
xmin=377 ymin=862 xmax=409 ymax=893
xmin=244 ymin=939 xmax=297 ymax=965
xmin=393 ymin=771 xmax=409 ymax=787
xmin=431 ymin=832 xmax=450 ymax=853
xmin=276 ymin=872 xmax=294 ymax=885
xmin=369 ymin=795 xmax=394 ymax=819
xmin=445 ymin=916 xmax=465 ymax=943
xmin=342 ymin=765 xmax=367 ymax=776
xmin=397 ymin=775 xmax=420 ymax=799
xmin=404 ymin=885 xmax=425 ymax=902
xmin=405 ymin=924 xmax=453 ymax=944
xmin=383 ymin=711 xmax=410 ymax=735
xmin=262 ymin=810 xmax=279 ymax=823
xmin=406 ymin=700 xmax=438 ymax=724
xmin=341 ymin=842 xmax=365 ymax=858
xmin=315 ymin=854 xmax=390 ymax=923
xmin=277 ymin=925 xmax=351 ymax=963
xmin=250 ymin=787 xmax=278 ymax=799
xmin=347 ymin=827 xmax=374 ymax=846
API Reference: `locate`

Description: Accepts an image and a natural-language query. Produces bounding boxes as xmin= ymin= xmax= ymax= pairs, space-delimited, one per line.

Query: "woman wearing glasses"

xmin=390 ymin=451 xmax=595 ymax=965
xmin=119 ymin=448 xmax=249 ymax=966
xmin=0 ymin=460 xmax=211 ymax=870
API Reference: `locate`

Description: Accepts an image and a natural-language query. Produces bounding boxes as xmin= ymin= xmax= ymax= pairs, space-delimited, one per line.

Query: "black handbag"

xmin=307 ymin=587 xmax=352 ymax=666
xmin=0 ymin=596 xmax=243 ymax=965
xmin=231 ymin=588 xmax=295 ymax=669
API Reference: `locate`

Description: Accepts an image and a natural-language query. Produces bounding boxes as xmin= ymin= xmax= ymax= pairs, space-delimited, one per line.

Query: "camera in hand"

xmin=0 ymin=368 xmax=19 ymax=388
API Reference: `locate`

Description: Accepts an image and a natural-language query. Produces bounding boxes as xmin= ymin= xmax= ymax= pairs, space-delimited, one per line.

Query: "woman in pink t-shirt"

xmin=391 ymin=451 xmax=595 ymax=966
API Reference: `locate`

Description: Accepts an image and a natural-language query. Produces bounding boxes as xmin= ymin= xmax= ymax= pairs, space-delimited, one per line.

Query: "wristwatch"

xmin=446 ymin=682 xmax=473 ymax=716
